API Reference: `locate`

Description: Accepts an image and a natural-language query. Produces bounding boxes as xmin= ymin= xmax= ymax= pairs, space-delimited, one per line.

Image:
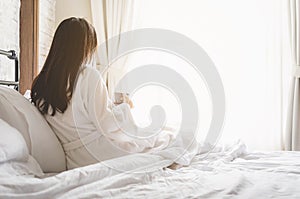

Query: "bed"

xmin=0 ymin=49 xmax=19 ymax=90
xmin=1 ymin=50 xmax=300 ymax=199
xmin=1 ymin=140 xmax=300 ymax=198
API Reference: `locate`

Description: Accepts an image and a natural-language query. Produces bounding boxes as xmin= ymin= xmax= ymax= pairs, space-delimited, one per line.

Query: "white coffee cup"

xmin=114 ymin=92 xmax=129 ymax=104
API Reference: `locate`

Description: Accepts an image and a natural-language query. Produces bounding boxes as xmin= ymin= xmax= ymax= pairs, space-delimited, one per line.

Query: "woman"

xmin=31 ymin=18 xmax=174 ymax=169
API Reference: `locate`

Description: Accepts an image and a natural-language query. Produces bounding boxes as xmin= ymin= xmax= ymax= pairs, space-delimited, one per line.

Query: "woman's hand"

xmin=114 ymin=95 xmax=134 ymax=108
xmin=123 ymin=95 xmax=134 ymax=108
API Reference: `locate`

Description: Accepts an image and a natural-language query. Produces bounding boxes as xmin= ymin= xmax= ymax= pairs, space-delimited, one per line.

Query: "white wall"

xmin=0 ymin=0 xmax=91 ymax=78
xmin=0 ymin=0 xmax=20 ymax=81
xmin=39 ymin=0 xmax=56 ymax=71
xmin=55 ymin=0 xmax=92 ymax=28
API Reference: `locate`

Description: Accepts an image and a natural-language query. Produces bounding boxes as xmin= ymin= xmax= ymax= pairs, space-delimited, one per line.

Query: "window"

xmin=124 ymin=0 xmax=291 ymax=150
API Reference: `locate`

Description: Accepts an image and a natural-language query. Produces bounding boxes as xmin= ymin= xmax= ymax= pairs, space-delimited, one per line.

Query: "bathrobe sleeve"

xmin=85 ymin=68 xmax=175 ymax=153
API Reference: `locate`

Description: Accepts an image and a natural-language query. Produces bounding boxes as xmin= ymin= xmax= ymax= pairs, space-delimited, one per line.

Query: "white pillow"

xmin=0 ymin=119 xmax=28 ymax=163
xmin=0 ymin=155 xmax=44 ymax=178
xmin=0 ymin=86 xmax=66 ymax=172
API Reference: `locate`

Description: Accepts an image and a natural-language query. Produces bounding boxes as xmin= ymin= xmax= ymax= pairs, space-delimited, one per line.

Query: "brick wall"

xmin=0 ymin=0 xmax=20 ymax=81
xmin=0 ymin=0 xmax=56 ymax=80
xmin=39 ymin=0 xmax=56 ymax=71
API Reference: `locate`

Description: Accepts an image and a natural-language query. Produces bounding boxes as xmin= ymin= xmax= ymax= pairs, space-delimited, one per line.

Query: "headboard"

xmin=0 ymin=49 xmax=19 ymax=91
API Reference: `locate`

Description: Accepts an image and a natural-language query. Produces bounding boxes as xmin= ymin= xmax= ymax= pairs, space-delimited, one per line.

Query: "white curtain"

xmin=90 ymin=0 xmax=135 ymax=97
xmin=285 ymin=0 xmax=300 ymax=150
xmin=124 ymin=0 xmax=291 ymax=150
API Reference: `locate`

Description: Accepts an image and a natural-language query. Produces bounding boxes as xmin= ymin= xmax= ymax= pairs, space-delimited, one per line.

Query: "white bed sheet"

xmin=1 ymin=141 xmax=300 ymax=199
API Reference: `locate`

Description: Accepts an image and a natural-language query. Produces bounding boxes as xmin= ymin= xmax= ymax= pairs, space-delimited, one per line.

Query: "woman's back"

xmin=45 ymin=67 xmax=129 ymax=169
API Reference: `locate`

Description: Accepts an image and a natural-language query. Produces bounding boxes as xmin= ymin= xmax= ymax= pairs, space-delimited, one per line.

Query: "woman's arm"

xmin=85 ymin=68 xmax=174 ymax=153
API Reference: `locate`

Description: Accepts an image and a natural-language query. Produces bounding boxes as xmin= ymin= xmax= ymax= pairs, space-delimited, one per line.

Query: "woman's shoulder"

xmin=78 ymin=66 xmax=106 ymax=90
xmin=80 ymin=66 xmax=102 ymax=81
xmin=81 ymin=66 xmax=100 ymax=75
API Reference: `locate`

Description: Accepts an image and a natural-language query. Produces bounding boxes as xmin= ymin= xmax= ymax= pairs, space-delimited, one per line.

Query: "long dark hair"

xmin=31 ymin=17 xmax=97 ymax=116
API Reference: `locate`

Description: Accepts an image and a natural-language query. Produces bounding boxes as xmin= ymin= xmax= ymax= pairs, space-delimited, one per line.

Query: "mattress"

xmin=1 ymin=141 xmax=300 ymax=198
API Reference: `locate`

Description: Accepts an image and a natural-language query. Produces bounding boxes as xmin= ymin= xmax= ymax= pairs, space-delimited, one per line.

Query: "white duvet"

xmin=1 ymin=141 xmax=300 ymax=199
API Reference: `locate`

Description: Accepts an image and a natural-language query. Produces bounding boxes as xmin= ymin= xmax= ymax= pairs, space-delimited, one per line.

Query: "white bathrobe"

xmin=45 ymin=66 xmax=175 ymax=169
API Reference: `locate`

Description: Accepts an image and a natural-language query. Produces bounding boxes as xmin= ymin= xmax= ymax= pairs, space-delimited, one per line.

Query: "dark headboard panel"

xmin=0 ymin=49 xmax=19 ymax=91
